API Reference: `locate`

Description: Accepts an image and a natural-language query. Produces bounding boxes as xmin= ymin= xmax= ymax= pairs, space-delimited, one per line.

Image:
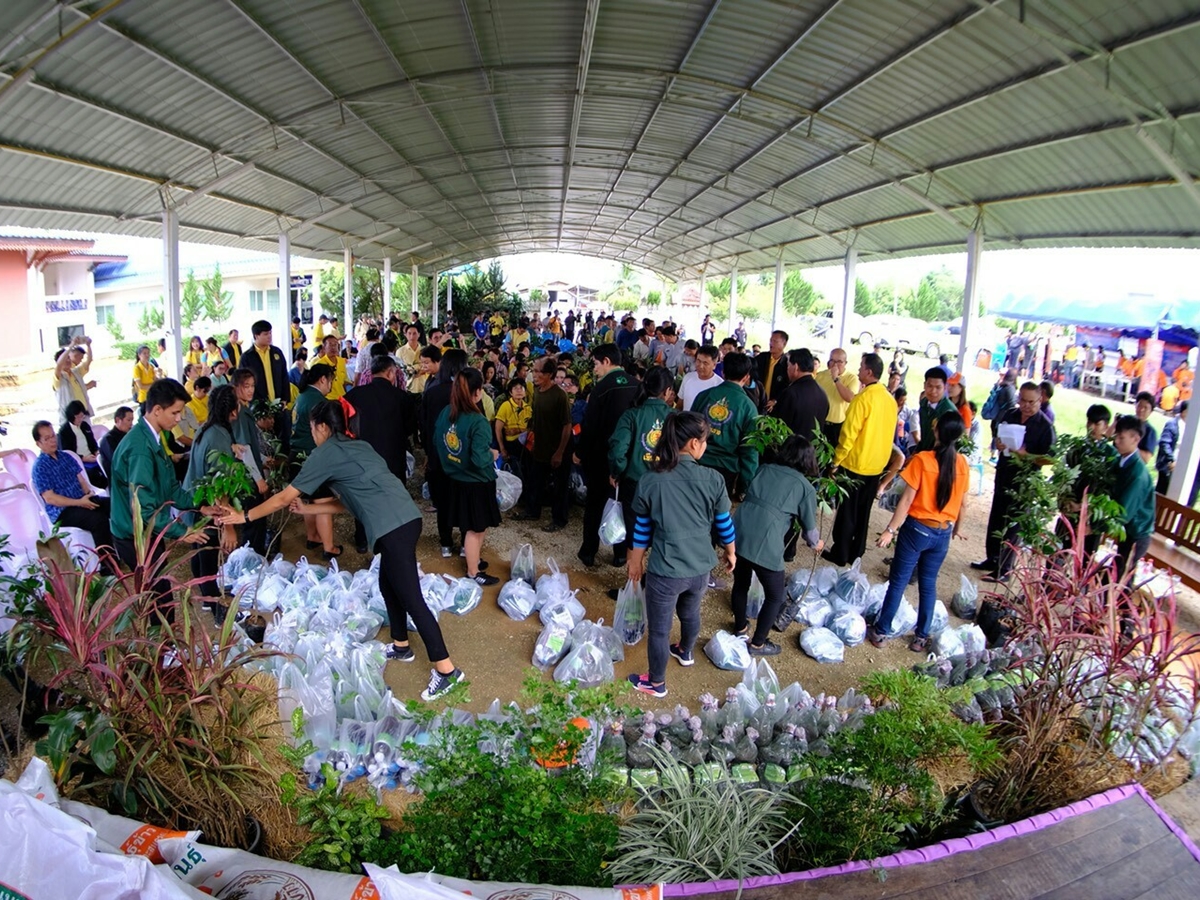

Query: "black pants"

xmin=826 ymin=469 xmax=879 ymax=566
xmin=57 ymin=498 xmax=112 ymax=548
xmin=822 ymin=421 xmax=842 ymax=449
xmin=83 ymin=462 xmax=109 ymax=490
xmin=377 ymin=519 xmax=449 ymax=662
xmin=579 ymin=469 xmax=618 ymax=561
xmin=1114 ymin=533 xmax=1152 ymax=584
xmin=523 ymin=457 xmax=570 ymax=525
xmin=426 ymin=467 xmax=455 ymax=548
xmin=190 ymin=528 xmax=221 ymax=598
xmin=114 ymin=536 xmax=174 ymax=612
xmin=240 ymin=491 xmax=270 ymax=555
xmin=730 ymin=558 xmax=788 ymax=646
xmin=1157 ymin=470 xmax=1172 ymax=495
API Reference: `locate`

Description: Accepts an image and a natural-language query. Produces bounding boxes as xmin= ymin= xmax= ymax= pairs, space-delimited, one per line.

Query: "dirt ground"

xmin=274 ymin=455 xmax=1200 ymax=714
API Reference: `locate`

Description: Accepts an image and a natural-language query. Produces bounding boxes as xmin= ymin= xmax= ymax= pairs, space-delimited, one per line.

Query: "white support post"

xmin=278 ymin=232 xmax=291 ymax=349
xmin=382 ymin=256 xmax=392 ymax=323
xmin=771 ymin=256 xmax=783 ymax=333
xmin=698 ymin=270 xmax=707 ymax=321
xmin=446 ymin=271 xmax=453 ymax=319
xmin=1168 ymin=408 xmax=1198 ymax=505
xmin=162 ymin=208 xmax=182 ymax=380
xmin=835 ymin=247 xmax=857 ymax=348
xmin=411 ymin=263 xmax=419 ymax=314
xmin=342 ymin=248 xmax=353 ymax=339
xmin=958 ymin=228 xmax=983 ymax=373
xmin=432 ymin=273 xmax=440 ymax=329
xmin=729 ymin=261 xmax=738 ymax=333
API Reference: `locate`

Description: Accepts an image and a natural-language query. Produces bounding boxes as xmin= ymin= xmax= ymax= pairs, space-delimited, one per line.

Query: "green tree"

xmin=180 ymin=269 xmax=204 ymax=329
xmin=138 ymin=296 xmax=165 ymax=334
xmin=445 ymin=262 xmax=522 ymax=331
xmin=705 ymin=275 xmax=747 ymax=309
xmin=200 ymin=265 xmax=234 ymax=322
xmin=603 ymin=262 xmax=642 ymax=309
xmin=911 ymin=266 xmax=964 ymax=322
xmin=319 ymin=263 xmax=392 ymax=321
xmin=780 ymin=270 xmax=824 ymax=316
xmin=869 ymin=281 xmax=896 ymax=317
xmin=643 ymin=290 xmax=662 ymax=309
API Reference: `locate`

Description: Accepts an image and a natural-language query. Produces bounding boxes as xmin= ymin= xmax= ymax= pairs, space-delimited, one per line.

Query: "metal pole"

xmin=382 ymin=256 xmax=392 ymax=323
xmin=432 ymin=273 xmax=440 ymax=329
xmin=161 ymin=207 xmax=182 ymax=379
xmin=278 ymin=232 xmax=291 ymax=349
xmin=957 ymin=229 xmax=983 ymax=373
xmin=342 ymin=248 xmax=353 ymax=340
xmin=411 ymin=263 xmax=419 ymax=314
xmin=836 ymin=247 xmax=857 ymax=348
xmin=771 ymin=256 xmax=783 ymax=333
xmin=729 ymin=260 xmax=738 ymax=334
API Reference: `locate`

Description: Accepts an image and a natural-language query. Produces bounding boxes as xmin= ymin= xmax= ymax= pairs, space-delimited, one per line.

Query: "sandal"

xmin=867 ymin=626 xmax=888 ymax=648
xmin=322 ymin=545 xmax=344 ymax=560
xmin=909 ymin=635 xmax=931 ymax=653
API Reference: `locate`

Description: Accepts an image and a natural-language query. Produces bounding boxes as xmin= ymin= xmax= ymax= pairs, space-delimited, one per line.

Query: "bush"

xmin=113 ymin=339 xmax=156 ymax=360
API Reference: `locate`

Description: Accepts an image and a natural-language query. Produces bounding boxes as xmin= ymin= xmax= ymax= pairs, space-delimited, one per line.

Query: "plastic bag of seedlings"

xmin=420 ymin=569 xmax=450 ymax=612
xmin=554 ymin=628 xmax=615 ymax=687
xmin=598 ymin=495 xmax=626 ymax=546
xmin=704 ymin=630 xmax=752 ymax=671
xmin=278 ymin=660 xmax=336 ymax=749
xmin=344 ymin=609 xmax=385 ymax=643
xmin=800 ymin=627 xmax=845 ymax=663
xmin=612 ymin=578 xmax=647 ymax=645
xmin=577 ymin=617 xmax=623 ymax=663
xmin=830 ymin=609 xmax=866 ymax=647
xmin=863 ymin=582 xmax=887 ymax=622
xmin=497 ymin=579 xmax=538 ymax=620
xmin=535 ymin=557 xmax=571 ymax=607
xmin=746 ymin=572 xmax=765 ymax=619
xmin=495 ymin=469 xmax=523 ymax=512
xmin=533 ymin=609 xmax=574 ymax=670
xmin=951 ymin=574 xmax=979 ymax=619
xmin=929 ymin=600 xmax=950 ymax=635
xmin=786 ymin=568 xmax=813 ymax=602
xmin=443 ymin=575 xmax=483 ymax=615
xmin=222 ymin=543 xmax=264 ymax=584
xmin=933 ymin=628 xmax=964 ymax=658
xmin=957 ymin=623 xmax=987 ymax=654
xmin=891 ymin=598 xmax=918 ymax=635
xmin=832 ymin=558 xmax=869 ymax=603
xmin=268 ymin=553 xmax=296 ymax=582
xmin=539 ymin=590 xmax=585 ymax=628
xmin=510 ymin=543 xmax=536 ymax=586
xmin=796 ymin=595 xmax=833 ymax=628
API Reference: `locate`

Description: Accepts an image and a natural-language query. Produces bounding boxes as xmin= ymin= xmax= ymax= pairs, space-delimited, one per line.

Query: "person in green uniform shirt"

xmin=914 ymin=367 xmax=957 ymax=454
xmin=291 ymin=362 xmax=339 ymax=559
xmin=181 ymin=385 xmax=246 ymax=613
xmin=109 ymin=379 xmax=220 ymax=602
xmin=218 ymin=400 xmax=465 ymax=702
xmin=1111 ymin=414 xmax=1157 ymax=584
xmin=230 ymin=367 xmax=271 ymax=555
xmin=690 ymin=351 xmax=759 ymax=498
xmin=730 ymin=435 xmax=824 ymax=656
xmin=609 ymin=366 xmax=676 ymax=569
xmin=435 ymin=369 xmax=501 ymax=586
xmin=626 ymin=411 xmax=737 ymax=698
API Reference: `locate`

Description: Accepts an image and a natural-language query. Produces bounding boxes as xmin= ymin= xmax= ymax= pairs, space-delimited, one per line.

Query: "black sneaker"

xmin=748 ymin=639 xmax=782 ymax=656
xmin=542 ymin=521 xmax=566 ymax=533
xmin=421 ymin=667 xmax=464 ymax=701
xmin=669 ymin=643 xmax=694 ymax=667
xmin=970 ymin=559 xmax=996 ymax=571
xmin=385 ymin=643 xmax=415 ymax=662
xmin=441 ymin=545 xmax=454 ymax=558
xmin=471 ymin=572 xmax=500 ymax=586
xmin=577 ymin=552 xmax=596 ymax=567
xmin=628 ymin=673 xmax=667 ymax=698
xmin=611 ymin=556 xmax=627 ymax=567
xmin=355 ymin=543 xmax=369 ymax=554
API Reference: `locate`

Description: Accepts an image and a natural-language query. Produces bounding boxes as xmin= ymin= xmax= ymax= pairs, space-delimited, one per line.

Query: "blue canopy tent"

xmin=995 ymin=293 xmax=1200 ymax=346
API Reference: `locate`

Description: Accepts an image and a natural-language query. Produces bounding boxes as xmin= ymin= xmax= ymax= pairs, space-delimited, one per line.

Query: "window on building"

xmin=95 ymin=304 xmax=115 ymax=326
xmin=249 ymin=290 xmax=265 ymax=311
xmin=267 ymin=289 xmax=280 ymax=311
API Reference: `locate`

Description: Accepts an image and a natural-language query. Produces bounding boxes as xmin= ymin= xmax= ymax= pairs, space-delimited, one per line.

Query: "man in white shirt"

xmin=680 ymin=345 xmax=721 ymax=410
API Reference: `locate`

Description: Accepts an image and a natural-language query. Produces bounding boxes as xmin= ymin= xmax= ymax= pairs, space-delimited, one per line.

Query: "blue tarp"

xmin=996 ymin=293 xmax=1200 ymax=345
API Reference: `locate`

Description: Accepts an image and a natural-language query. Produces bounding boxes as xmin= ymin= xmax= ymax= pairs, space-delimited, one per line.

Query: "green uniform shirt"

xmin=110 ymin=419 xmax=198 ymax=541
xmin=290 ymin=434 xmax=420 ymax=551
xmin=609 ymin=398 xmax=672 ymax=484
xmin=291 ymin=385 xmax=325 ymax=456
xmin=916 ymin=396 xmax=957 ymax=452
xmin=632 ymin=455 xmax=731 ymax=578
xmin=182 ymin=424 xmax=236 ymax=526
xmin=1113 ymin=453 xmax=1156 ymax=540
xmin=692 ymin=380 xmax=759 ymax=485
xmin=434 ymin=407 xmax=497 ymax=483
xmin=234 ymin=401 xmax=265 ymax=473
xmin=530 ymin=384 xmax=571 ymax=463
xmin=733 ymin=464 xmax=819 ymax=570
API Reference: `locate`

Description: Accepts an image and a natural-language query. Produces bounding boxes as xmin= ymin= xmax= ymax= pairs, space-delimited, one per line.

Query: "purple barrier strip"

xmin=655 ymin=783 xmax=1145 ymax=897
xmin=1132 ymin=782 xmax=1200 ymax=863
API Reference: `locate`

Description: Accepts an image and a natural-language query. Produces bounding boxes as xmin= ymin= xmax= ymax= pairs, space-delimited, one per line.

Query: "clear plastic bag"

xmin=578 ymin=618 xmax=624 ymax=663
xmin=277 ymin=660 xmax=336 ymax=749
xmin=497 ymin=579 xmax=537 ymax=620
xmin=796 ymin=596 xmax=833 ymax=628
xmin=747 ymin=572 xmax=765 ymax=620
xmin=598 ymin=496 xmax=627 ymax=546
xmin=891 ymin=598 xmax=918 ymax=635
xmin=952 ymin=574 xmax=979 ymax=619
xmin=930 ymin=600 xmax=950 ymax=635
xmin=444 ymin=576 xmax=483 ymax=615
xmin=495 ymin=469 xmax=523 ymax=512
xmin=800 ymin=626 xmax=845 ymax=663
xmin=704 ymin=630 xmax=752 ymax=671
xmin=832 ymin=558 xmax=869 ymax=603
xmin=535 ymin=557 xmax=570 ymax=607
xmin=830 ymin=610 xmax=866 ymax=647
xmin=958 ymin=623 xmax=987 ymax=654
xmin=553 ymin=635 xmax=615 ymax=687
xmin=532 ymin=614 xmax=573 ymax=669
xmin=539 ymin=591 xmax=586 ymax=629
xmin=420 ymin=570 xmax=450 ymax=612
xmin=510 ymin=543 xmax=536 ymax=586
xmin=223 ymin=543 xmax=265 ymax=584
xmin=933 ymin=628 xmax=965 ymax=658
xmin=613 ymin=578 xmax=647 ymax=645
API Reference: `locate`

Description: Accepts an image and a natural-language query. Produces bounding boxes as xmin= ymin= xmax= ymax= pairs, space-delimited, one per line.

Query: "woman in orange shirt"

xmin=868 ymin=411 xmax=969 ymax=653
xmin=947 ymin=373 xmax=972 ymax=431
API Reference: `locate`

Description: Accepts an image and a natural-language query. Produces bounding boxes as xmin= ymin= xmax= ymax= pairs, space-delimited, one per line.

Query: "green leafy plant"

xmin=281 ymin=763 xmax=389 ymax=873
xmin=200 ymin=265 xmax=234 ymax=322
xmin=608 ymin=747 xmax=801 ymax=885
xmin=191 ymin=451 xmax=256 ymax=512
xmin=105 ymin=316 xmax=125 ymax=342
xmin=138 ymin=296 xmax=165 ymax=335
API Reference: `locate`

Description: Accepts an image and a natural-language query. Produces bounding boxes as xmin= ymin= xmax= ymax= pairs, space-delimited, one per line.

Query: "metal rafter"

xmin=557 ymin=0 xmax=601 ymax=249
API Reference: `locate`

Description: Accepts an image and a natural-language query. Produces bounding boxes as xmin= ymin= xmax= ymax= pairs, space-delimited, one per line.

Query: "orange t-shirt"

xmin=955 ymin=400 xmax=973 ymax=432
xmin=901 ymin=450 xmax=969 ymax=527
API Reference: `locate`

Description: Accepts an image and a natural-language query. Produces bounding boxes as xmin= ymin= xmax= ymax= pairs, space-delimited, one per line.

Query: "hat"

xmin=948 ymin=372 xmax=962 ymax=386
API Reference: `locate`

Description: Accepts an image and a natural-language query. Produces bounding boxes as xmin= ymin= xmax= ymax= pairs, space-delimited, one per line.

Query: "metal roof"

xmin=1 ymin=0 xmax=1198 ymax=279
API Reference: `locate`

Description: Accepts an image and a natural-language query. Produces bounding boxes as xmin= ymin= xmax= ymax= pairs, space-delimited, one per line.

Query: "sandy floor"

xmin=272 ymin=456 xmax=1200 ymax=714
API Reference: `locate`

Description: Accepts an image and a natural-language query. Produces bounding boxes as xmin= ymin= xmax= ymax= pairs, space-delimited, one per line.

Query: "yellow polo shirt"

xmin=833 ymin=381 xmax=896 ymax=476
xmin=315 ymin=353 xmax=349 ymax=400
xmin=814 ymin=368 xmax=859 ymax=424
xmin=255 ymin=344 xmax=276 ymax=401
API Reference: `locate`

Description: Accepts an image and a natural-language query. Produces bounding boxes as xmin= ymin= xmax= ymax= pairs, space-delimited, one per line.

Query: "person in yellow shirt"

xmin=494 ymin=379 xmax=533 ymax=467
xmin=177 ymin=376 xmax=211 ymax=448
xmin=1174 ymin=360 xmax=1194 ymax=403
xmin=489 ymin=311 xmax=507 ymax=342
xmin=185 ymin=336 xmax=205 ymax=368
xmin=313 ymin=335 xmax=351 ymax=400
xmin=202 ymin=336 xmax=224 ymax=373
xmin=290 ymin=317 xmax=306 ymax=359
xmin=313 ymin=315 xmax=329 ymax=349
xmin=813 ymin=347 xmax=860 ymax=446
xmin=398 ymin=325 xmax=423 ymax=369
xmin=132 ymin=344 xmax=159 ymax=405
xmin=822 ymin=353 xmax=897 ymax=566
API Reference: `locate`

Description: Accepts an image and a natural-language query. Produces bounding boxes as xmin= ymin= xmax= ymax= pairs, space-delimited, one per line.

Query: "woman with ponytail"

xmin=868 ymin=411 xmax=969 ymax=652
xmin=435 ymin=368 xmax=501 ymax=586
xmin=626 ymin=410 xmax=737 ymax=698
xmin=217 ymin=399 xmax=465 ymax=701
xmin=291 ymin=362 xmax=338 ymax=558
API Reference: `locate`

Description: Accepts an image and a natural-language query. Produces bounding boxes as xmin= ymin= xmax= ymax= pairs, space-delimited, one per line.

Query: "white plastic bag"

xmin=704 ymin=630 xmax=752 ymax=670
xmin=443 ymin=576 xmax=483 ymax=615
xmin=511 ymin=543 xmax=536 ymax=585
xmin=796 ymin=596 xmax=833 ymax=628
xmin=554 ymin=633 xmax=615 ymax=687
xmin=497 ymin=579 xmax=537 ymax=620
xmin=891 ymin=598 xmax=919 ymax=635
xmin=952 ymin=574 xmax=979 ymax=619
xmin=958 ymin=623 xmax=987 ymax=654
xmin=933 ymin=628 xmax=965 ymax=658
xmin=830 ymin=610 xmax=866 ymax=647
xmin=832 ymin=558 xmax=869 ymax=603
xmin=930 ymin=600 xmax=950 ymax=635
xmin=277 ymin=660 xmax=336 ymax=749
xmin=535 ymin=557 xmax=571 ymax=608
xmin=496 ymin=469 xmax=523 ymax=512
xmin=746 ymin=572 xmax=765 ymax=620
xmin=800 ymin=626 xmax=845 ymax=663
xmin=598 ymin=496 xmax=626 ymax=546
xmin=533 ymin=613 xmax=573 ymax=670
xmin=539 ymin=590 xmax=585 ymax=628
xmin=612 ymin=578 xmax=647 ymax=645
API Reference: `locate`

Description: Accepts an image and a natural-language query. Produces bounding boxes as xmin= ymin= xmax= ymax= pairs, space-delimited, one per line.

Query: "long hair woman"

xmin=181 ymin=385 xmax=244 ymax=610
xmin=218 ymin=400 xmax=464 ymax=701
xmin=626 ymin=410 xmax=736 ymax=698
xmin=947 ymin=373 xmax=973 ymax=430
xmin=730 ymin=434 xmax=824 ymax=655
xmin=436 ymin=368 xmax=501 ymax=585
xmin=869 ymin=411 xmax=969 ymax=652
xmin=291 ymin=363 xmax=339 ymax=559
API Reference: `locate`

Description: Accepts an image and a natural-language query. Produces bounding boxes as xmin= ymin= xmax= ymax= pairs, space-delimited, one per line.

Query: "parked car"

xmin=847 ymin=316 xmax=957 ymax=359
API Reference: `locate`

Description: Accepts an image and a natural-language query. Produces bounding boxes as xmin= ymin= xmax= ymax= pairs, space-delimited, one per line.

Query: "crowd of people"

xmin=20 ymin=306 xmax=1169 ymax=701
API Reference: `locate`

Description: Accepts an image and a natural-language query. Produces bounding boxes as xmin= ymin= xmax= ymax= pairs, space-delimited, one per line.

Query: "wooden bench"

xmin=1147 ymin=492 xmax=1200 ymax=591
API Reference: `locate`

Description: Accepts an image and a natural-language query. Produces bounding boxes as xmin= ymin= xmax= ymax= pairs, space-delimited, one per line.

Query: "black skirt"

xmin=448 ymin=478 xmax=502 ymax=533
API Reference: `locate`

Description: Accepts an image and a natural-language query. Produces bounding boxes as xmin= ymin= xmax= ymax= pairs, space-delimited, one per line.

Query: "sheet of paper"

xmin=997 ymin=423 xmax=1026 ymax=456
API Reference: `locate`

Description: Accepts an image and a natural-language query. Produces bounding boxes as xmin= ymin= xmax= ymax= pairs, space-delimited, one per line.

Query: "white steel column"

xmin=957 ymin=229 xmax=983 ymax=373
xmin=432 ymin=273 xmax=440 ymax=329
xmin=729 ymin=261 xmax=738 ymax=332
xmin=278 ymin=232 xmax=291 ymax=348
xmin=382 ymin=256 xmax=392 ymax=322
xmin=698 ymin=270 xmax=707 ymax=321
xmin=771 ymin=256 xmax=783 ymax=333
xmin=342 ymin=248 xmax=353 ymax=337
xmin=162 ymin=208 xmax=182 ymax=379
xmin=835 ymin=247 xmax=857 ymax=348
xmin=411 ymin=263 xmax=419 ymax=314
xmin=1168 ymin=408 xmax=1199 ymax=505
xmin=446 ymin=271 xmax=453 ymax=319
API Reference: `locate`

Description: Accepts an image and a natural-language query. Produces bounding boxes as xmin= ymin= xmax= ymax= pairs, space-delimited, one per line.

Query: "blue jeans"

xmin=875 ymin=519 xmax=952 ymax=639
xmin=644 ymin=572 xmax=709 ymax=685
